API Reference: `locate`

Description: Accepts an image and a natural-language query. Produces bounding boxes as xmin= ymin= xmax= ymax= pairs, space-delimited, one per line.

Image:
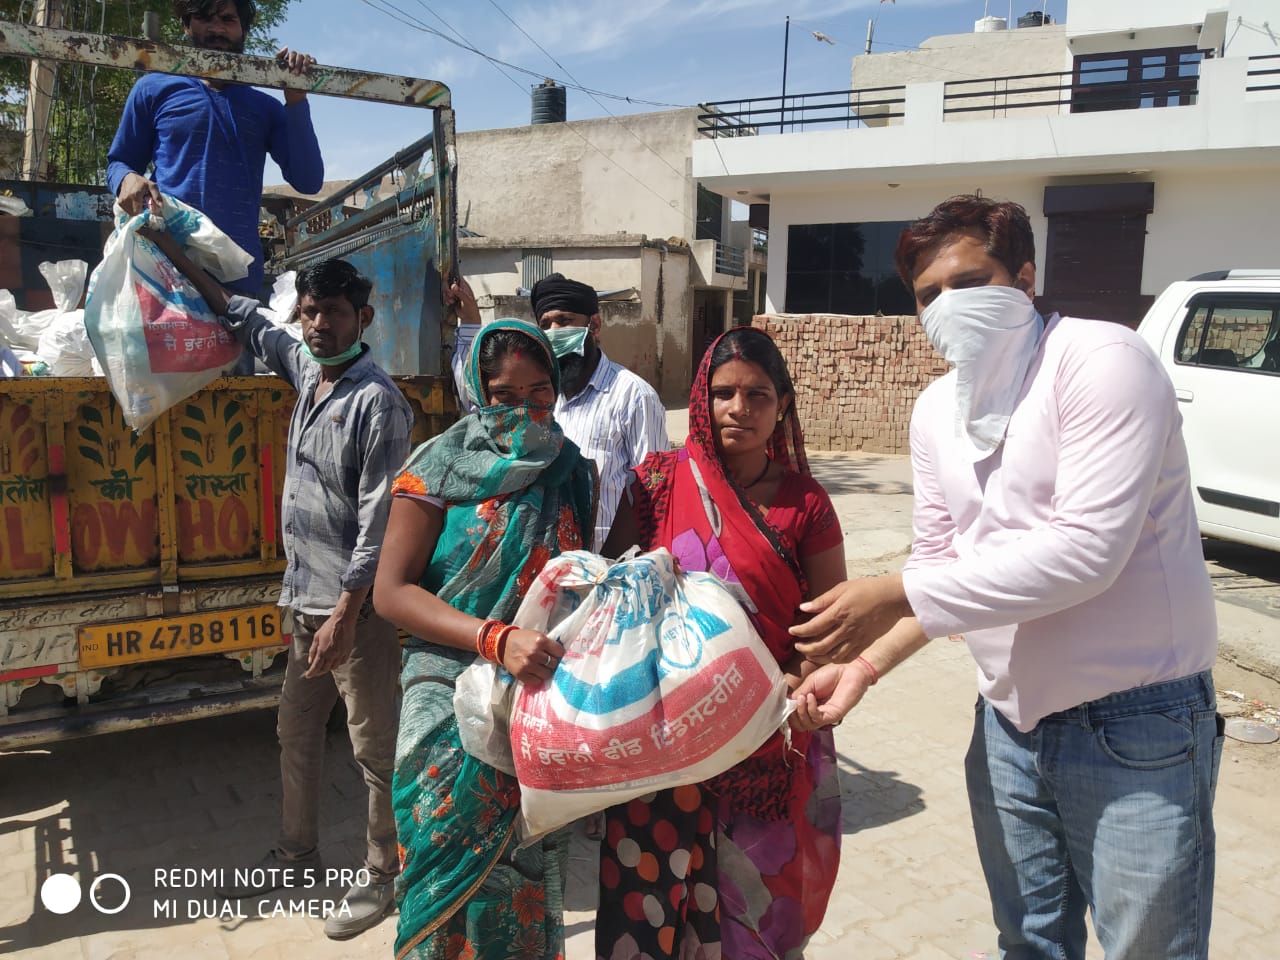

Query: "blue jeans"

xmin=965 ymin=672 xmax=1224 ymax=960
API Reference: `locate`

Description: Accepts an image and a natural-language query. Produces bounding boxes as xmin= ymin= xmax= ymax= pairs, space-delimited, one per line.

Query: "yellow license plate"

xmin=78 ymin=606 xmax=287 ymax=668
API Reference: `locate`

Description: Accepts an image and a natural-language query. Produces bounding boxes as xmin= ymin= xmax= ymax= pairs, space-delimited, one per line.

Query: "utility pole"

xmin=866 ymin=18 xmax=875 ymax=55
xmin=780 ymin=16 xmax=791 ymax=133
xmin=21 ymin=0 xmax=62 ymax=180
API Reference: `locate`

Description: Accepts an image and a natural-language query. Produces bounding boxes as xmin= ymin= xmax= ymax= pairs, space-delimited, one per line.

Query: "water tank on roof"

xmin=531 ymin=80 xmax=567 ymax=125
xmin=974 ymin=15 xmax=1008 ymax=32
xmin=1017 ymin=11 xmax=1051 ymax=28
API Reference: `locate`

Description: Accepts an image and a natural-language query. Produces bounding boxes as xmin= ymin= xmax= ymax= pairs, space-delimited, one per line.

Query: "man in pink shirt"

xmin=790 ymin=196 xmax=1222 ymax=959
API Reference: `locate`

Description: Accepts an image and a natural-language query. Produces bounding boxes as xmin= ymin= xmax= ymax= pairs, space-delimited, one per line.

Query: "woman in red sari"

xmin=597 ymin=326 xmax=856 ymax=960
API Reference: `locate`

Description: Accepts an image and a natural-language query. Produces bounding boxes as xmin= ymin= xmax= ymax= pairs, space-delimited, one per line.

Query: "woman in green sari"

xmin=373 ymin=317 xmax=595 ymax=960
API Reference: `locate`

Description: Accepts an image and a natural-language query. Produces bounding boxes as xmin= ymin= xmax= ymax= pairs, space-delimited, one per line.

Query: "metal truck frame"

xmin=0 ymin=21 xmax=459 ymax=747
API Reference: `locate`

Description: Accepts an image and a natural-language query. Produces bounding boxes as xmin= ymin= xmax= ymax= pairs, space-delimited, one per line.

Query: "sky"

xmin=264 ymin=0 xmax=1066 ymax=183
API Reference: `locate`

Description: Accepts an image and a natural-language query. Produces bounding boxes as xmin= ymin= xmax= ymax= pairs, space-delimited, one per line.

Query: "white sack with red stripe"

xmin=84 ymin=196 xmax=250 ymax=431
xmin=506 ymin=548 xmax=792 ymax=839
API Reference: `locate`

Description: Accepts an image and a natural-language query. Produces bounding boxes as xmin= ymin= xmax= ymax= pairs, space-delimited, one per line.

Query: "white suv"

xmin=1136 ymin=270 xmax=1280 ymax=552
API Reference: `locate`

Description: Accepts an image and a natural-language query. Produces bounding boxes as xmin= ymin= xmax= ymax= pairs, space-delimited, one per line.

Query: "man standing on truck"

xmin=144 ymin=228 xmax=411 ymax=940
xmin=789 ymin=195 xmax=1222 ymax=959
xmin=106 ymin=0 xmax=324 ymax=298
xmin=530 ymin=272 xmax=668 ymax=549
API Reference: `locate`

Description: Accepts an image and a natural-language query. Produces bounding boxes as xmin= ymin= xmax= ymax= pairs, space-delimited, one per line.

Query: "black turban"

xmin=530 ymin=273 xmax=599 ymax=320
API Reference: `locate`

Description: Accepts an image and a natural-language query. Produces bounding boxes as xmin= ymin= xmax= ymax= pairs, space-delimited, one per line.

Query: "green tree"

xmin=1 ymin=0 xmax=295 ymax=184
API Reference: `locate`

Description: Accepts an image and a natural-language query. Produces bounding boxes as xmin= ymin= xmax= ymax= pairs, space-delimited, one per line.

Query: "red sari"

xmin=597 ymin=328 xmax=843 ymax=960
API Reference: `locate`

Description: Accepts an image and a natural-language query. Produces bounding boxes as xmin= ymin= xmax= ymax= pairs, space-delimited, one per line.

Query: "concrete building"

xmin=454 ymin=105 xmax=764 ymax=401
xmin=695 ymin=0 xmax=1280 ymax=329
xmin=458 ymin=233 xmax=692 ymax=397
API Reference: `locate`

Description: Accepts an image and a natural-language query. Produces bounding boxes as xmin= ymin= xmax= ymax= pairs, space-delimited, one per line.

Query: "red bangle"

xmin=476 ymin=619 xmax=504 ymax=660
xmin=494 ymin=624 xmax=516 ymax=665
xmin=855 ymin=655 xmax=879 ymax=686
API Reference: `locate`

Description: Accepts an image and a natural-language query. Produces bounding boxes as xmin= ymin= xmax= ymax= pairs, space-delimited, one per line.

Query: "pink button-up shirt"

xmin=902 ymin=315 xmax=1217 ymax=732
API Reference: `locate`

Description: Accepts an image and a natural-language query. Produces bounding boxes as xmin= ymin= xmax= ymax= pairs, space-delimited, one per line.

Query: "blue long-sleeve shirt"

xmin=107 ymin=74 xmax=324 ymax=296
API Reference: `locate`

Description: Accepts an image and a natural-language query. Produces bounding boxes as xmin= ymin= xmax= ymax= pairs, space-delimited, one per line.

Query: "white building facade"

xmin=694 ymin=0 xmax=1280 ymax=327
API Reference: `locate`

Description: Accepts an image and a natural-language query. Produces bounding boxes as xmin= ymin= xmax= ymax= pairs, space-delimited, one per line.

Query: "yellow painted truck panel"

xmin=0 ymin=374 xmax=456 ymax=746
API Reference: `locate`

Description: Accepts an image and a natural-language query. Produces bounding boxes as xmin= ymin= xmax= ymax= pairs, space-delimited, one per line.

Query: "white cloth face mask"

xmin=919 ymin=284 xmax=1042 ymax=462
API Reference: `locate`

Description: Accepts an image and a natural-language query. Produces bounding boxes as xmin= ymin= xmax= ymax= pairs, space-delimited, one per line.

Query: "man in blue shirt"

xmin=106 ymin=0 xmax=324 ymax=298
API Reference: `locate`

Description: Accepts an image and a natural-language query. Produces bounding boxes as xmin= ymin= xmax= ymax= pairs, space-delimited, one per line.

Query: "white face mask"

xmin=919 ymin=285 xmax=1042 ymax=461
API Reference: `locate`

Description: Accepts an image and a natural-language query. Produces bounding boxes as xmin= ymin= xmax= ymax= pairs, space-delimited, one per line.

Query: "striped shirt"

xmin=224 ymin=297 xmax=413 ymax=615
xmin=555 ymin=351 xmax=668 ymax=549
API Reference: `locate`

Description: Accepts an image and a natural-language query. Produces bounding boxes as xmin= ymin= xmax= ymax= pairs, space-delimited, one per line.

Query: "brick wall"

xmin=753 ymin=313 xmax=948 ymax=455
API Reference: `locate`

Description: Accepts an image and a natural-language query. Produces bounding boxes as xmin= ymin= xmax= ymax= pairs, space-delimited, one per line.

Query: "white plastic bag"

xmin=0 ymin=260 xmax=88 ymax=351
xmin=83 ymin=196 xmax=253 ymax=431
xmin=262 ymin=270 xmax=299 ymax=328
xmin=40 ymin=259 xmax=89 ymax=313
xmin=455 ymin=660 xmax=519 ymax=775
xmin=458 ymin=548 xmax=794 ymax=839
xmin=0 ymin=290 xmax=19 ymax=350
xmin=36 ymin=309 xmax=95 ymax=376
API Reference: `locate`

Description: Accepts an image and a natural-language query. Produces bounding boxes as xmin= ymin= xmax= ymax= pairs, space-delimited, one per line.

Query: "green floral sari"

xmin=392 ymin=319 xmax=594 ymax=960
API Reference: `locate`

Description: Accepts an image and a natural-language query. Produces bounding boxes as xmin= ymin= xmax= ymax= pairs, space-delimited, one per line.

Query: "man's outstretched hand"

xmin=790 ymin=574 xmax=913 ymax=664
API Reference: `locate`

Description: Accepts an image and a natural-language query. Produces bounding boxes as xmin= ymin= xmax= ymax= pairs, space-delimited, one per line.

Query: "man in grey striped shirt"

xmin=142 ymin=234 xmax=411 ymax=938
xmin=532 ymin=273 xmax=668 ymax=550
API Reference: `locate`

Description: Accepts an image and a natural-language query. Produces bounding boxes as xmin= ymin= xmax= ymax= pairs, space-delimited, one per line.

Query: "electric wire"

xmin=358 ymin=0 xmax=689 ymax=108
xmin=363 ymin=0 xmax=698 ymax=227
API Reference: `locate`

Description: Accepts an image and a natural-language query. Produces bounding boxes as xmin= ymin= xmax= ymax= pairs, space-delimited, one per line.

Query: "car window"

xmin=1175 ymin=295 xmax=1280 ymax=373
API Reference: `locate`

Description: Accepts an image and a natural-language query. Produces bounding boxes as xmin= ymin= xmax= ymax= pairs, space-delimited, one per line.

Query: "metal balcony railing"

xmin=699 ymin=58 xmax=1207 ymax=137
xmin=945 ymin=65 xmax=1198 ymax=117
xmin=699 ymin=86 xmax=906 ymax=137
xmin=715 ymin=242 xmax=745 ymax=277
xmin=1247 ymin=53 xmax=1280 ymax=93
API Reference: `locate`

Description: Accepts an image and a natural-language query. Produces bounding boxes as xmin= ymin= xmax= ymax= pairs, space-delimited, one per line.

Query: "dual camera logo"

xmin=40 ymin=872 xmax=131 ymax=915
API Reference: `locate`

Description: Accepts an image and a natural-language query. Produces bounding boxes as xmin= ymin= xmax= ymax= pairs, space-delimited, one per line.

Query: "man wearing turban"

xmin=531 ymin=272 xmax=668 ymax=551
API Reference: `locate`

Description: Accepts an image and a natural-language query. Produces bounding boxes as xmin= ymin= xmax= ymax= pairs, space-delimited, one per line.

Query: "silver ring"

xmin=544 ymin=653 xmax=553 ymax=668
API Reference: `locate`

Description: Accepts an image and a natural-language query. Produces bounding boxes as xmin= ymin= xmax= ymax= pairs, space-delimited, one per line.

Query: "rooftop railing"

xmin=945 ymin=65 xmax=1197 ymax=117
xmin=699 ymin=85 xmax=906 ymax=137
xmin=699 ymin=58 xmax=1209 ymax=137
xmin=1247 ymin=53 xmax=1280 ymax=93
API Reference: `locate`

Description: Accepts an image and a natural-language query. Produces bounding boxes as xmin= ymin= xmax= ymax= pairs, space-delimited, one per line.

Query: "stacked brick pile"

xmin=753 ymin=313 xmax=950 ymax=455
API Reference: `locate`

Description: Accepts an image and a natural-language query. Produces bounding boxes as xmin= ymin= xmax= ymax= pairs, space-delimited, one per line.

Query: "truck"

xmin=0 ymin=23 xmax=461 ymax=747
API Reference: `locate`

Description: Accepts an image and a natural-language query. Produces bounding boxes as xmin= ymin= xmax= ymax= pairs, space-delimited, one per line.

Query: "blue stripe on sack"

xmin=552 ymin=647 xmax=664 ymax=716
xmin=550 ymin=601 xmax=731 ymax=717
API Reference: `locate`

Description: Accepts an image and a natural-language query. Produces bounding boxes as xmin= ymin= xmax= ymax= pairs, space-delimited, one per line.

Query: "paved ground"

xmin=3 ymin=445 xmax=1278 ymax=959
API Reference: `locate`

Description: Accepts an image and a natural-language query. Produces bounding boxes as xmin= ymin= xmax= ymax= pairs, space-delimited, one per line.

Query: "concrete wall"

xmin=642 ymin=243 xmax=695 ymax=401
xmin=1141 ymin=166 xmax=1280 ymax=287
xmin=456 ymin=109 xmax=701 ymax=241
xmin=458 ymin=237 xmax=648 ymax=300
xmin=754 ymin=313 xmax=947 ymax=454
xmin=853 ymin=23 xmax=1070 ymax=91
xmin=1068 ymin=0 xmax=1278 ymax=57
xmin=456 ymin=238 xmax=695 ymax=403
